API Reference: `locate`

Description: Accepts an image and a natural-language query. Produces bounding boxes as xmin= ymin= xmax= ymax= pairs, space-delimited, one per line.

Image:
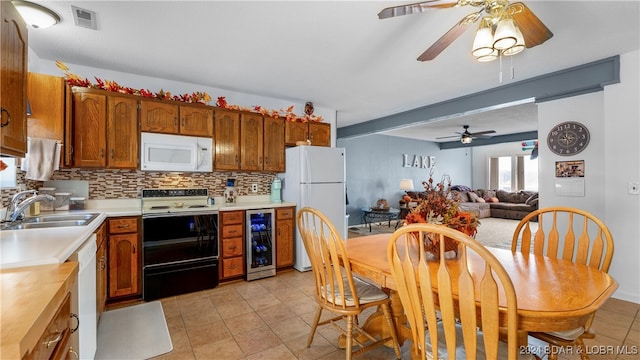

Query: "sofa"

xmin=404 ymin=187 xmax=538 ymax=220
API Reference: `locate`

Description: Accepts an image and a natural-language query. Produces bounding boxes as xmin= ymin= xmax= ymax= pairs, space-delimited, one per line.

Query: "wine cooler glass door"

xmin=246 ymin=209 xmax=276 ymax=281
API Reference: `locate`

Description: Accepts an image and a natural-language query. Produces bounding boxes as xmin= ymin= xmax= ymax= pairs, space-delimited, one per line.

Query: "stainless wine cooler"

xmin=246 ymin=209 xmax=276 ymax=281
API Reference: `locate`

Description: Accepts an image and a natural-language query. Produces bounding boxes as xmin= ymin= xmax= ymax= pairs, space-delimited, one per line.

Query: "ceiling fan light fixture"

xmin=493 ymin=17 xmax=518 ymax=50
xmin=503 ymin=25 xmax=525 ymax=56
xmin=460 ymin=134 xmax=473 ymax=144
xmin=472 ymin=18 xmax=495 ymax=57
xmin=476 ymin=49 xmax=498 ymax=62
xmin=11 ymin=0 xmax=60 ymax=29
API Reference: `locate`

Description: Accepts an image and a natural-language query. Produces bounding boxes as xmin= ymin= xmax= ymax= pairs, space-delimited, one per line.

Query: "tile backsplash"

xmin=1 ymin=168 xmax=278 ymax=207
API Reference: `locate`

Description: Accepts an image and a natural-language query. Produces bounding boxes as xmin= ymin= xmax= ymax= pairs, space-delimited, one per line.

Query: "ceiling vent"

xmin=71 ymin=6 xmax=97 ymax=30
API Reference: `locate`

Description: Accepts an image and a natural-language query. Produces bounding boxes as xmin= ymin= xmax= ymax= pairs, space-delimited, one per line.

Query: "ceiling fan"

xmin=436 ymin=125 xmax=496 ymax=144
xmin=378 ymin=0 xmax=553 ymax=62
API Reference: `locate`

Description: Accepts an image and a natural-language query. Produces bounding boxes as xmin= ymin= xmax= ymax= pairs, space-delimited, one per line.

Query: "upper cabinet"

xmin=140 ymin=100 xmax=179 ymax=134
xmin=214 ymin=109 xmax=240 ymax=170
xmin=71 ymin=88 xmax=138 ymax=168
xmin=240 ymin=112 xmax=264 ymax=171
xmin=284 ymin=121 xmax=330 ymax=147
xmin=140 ymin=100 xmax=213 ymax=137
xmin=1 ymin=1 xmax=28 ymax=157
xmin=263 ymin=117 xmax=285 ymax=172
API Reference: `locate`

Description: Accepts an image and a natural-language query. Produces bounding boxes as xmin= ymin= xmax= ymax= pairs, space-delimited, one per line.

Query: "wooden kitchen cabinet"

xmin=95 ymin=222 xmax=108 ymax=321
xmin=72 ymin=89 xmax=138 ymax=169
xmin=24 ymin=293 xmax=72 ymax=360
xmin=275 ymin=207 xmax=295 ymax=268
xmin=0 ymin=1 xmax=28 ymax=157
xmin=214 ymin=109 xmax=241 ymax=170
xmin=308 ymin=122 xmax=331 ymax=147
xmin=107 ymin=217 xmax=141 ymax=299
xmin=263 ymin=116 xmax=285 ymax=172
xmin=240 ymin=112 xmax=264 ymax=171
xmin=26 ymin=73 xmax=67 ymax=146
xmin=72 ymin=92 xmax=107 ymax=167
xmin=179 ymin=104 xmax=213 ymax=137
xmin=107 ymin=96 xmax=138 ymax=168
xmin=140 ymin=100 xmax=179 ymax=134
xmin=219 ymin=210 xmax=245 ymax=280
xmin=284 ymin=121 xmax=331 ymax=147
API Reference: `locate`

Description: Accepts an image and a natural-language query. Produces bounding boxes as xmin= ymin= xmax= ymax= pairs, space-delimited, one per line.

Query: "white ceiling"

xmin=24 ymin=1 xmax=640 ymax=142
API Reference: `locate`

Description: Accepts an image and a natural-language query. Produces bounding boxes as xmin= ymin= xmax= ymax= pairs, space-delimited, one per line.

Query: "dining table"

xmin=344 ymin=233 xmax=618 ymax=346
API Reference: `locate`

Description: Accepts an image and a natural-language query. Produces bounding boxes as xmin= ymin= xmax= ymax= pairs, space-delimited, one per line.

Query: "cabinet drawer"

xmin=221 ymin=211 xmax=244 ymax=225
xmin=221 ymin=257 xmax=244 ymax=278
xmin=222 ymin=224 xmax=243 ymax=238
xmin=25 ymin=293 xmax=71 ymax=360
xmin=108 ymin=218 xmax=138 ymax=234
xmin=221 ymin=238 xmax=243 ymax=257
xmin=277 ymin=207 xmax=294 ymax=220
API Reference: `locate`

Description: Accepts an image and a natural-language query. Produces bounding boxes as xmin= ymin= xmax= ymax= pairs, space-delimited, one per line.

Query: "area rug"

xmin=95 ymin=301 xmax=172 ymax=360
xmin=348 ymin=217 xmax=537 ymax=250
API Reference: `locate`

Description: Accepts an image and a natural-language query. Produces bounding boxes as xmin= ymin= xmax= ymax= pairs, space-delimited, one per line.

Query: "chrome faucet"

xmin=8 ymin=193 xmax=56 ymax=222
xmin=5 ymin=190 xmax=37 ymax=221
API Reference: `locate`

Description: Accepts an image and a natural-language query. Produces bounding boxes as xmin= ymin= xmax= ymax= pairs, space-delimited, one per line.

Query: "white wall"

xmin=537 ymin=50 xmax=639 ymax=303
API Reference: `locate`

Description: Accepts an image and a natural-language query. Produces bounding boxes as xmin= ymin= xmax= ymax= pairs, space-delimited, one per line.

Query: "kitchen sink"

xmin=23 ymin=213 xmax=99 ymax=223
xmin=1 ymin=213 xmax=100 ymax=230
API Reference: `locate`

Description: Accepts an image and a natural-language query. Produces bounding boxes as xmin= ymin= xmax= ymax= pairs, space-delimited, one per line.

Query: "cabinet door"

xmin=284 ymin=121 xmax=308 ymax=146
xmin=240 ymin=112 xmax=263 ymax=171
xmin=107 ymin=96 xmax=138 ymax=168
xmin=276 ymin=207 xmax=295 ymax=267
xmin=309 ymin=122 xmax=331 ymax=147
xmin=27 ymin=73 xmax=65 ymax=142
xmin=263 ymin=117 xmax=285 ymax=172
xmin=0 ymin=1 xmax=28 ymax=157
xmin=214 ymin=109 xmax=240 ymax=170
xmin=108 ymin=233 xmax=139 ymax=298
xmin=73 ymin=92 xmax=107 ymax=167
xmin=180 ymin=105 xmax=213 ymax=137
xmin=140 ymin=100 xmax=179 ymax=134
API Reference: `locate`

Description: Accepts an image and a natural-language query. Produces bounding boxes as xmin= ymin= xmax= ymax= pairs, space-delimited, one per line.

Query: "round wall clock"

xmin=547 ymin=121 xmax=590 ymax=156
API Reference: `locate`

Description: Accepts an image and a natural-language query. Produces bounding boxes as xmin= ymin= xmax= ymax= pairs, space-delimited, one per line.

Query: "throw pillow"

xmin=525 ymin=193 xmax=539 ymax=205
xmin=457 ymin=191 xmax=470 ymax=202
xmin=483 ymin=196 xmax=492 ymax=202
xmin=468 ymin=192 xmax=480 ymax=202
xmin=491 ymin=197 xmax=499 ymax=203
xmin=476 ymin=197 xmax=486 ymax=203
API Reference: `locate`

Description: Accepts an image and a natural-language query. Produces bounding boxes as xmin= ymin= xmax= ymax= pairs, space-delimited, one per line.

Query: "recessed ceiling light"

xmin=12 ymin=1 xmax=60 ymax=29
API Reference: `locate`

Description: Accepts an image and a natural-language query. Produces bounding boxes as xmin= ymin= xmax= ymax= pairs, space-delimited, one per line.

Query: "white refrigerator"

xmin=280 ymin=146 xmax=347 ymax=272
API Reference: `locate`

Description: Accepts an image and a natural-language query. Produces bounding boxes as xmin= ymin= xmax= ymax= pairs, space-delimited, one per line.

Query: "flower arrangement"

xmin=404 ymin=175 xmax=480 ymax=257
xmin=56 ymin=61 xmax=323 ymax=122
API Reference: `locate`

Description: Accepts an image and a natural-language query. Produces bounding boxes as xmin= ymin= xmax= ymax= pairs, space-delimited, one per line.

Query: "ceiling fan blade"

xmin=436 ymin=134 xmax=462 ymax=140
xmin=470 ymin=130 xmax=496 ymax=137
xmin=378 ymin=0 xmax=459 ymax=19
xmin=417 ymin=11 xmax=481 ymax=61
xmin=509 ymin=2 xmax=553 ymax=48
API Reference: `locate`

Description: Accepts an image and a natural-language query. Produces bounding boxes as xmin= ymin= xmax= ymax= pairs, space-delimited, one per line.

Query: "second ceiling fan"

xmin=378 ymin=0 xmax=553 ymax=62
xmin=437 ymin=125 xmax=496 ymax=144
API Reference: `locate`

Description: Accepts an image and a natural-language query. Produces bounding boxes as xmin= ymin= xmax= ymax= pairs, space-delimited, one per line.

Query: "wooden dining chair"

xmin=512 ymin=207 xmax=615 ymax=360
xmin=297 ymin=207 xmax=402 ymax=360
xmin=388 ymin=223 xmax=531 ymax=360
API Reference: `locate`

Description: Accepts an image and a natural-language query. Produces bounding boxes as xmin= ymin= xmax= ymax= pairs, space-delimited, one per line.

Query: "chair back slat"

xmin=389 ymin=224 xmax=520 ymax=360
xmin=513 ymin=207 xmax=614 ymax=273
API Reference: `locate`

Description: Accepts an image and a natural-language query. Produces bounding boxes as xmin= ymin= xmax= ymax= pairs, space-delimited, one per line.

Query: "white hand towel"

xmin=22 ymin=138 xmax=60 ymax=181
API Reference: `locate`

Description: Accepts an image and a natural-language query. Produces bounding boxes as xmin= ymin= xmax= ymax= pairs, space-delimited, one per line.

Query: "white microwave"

xmin=141 ymin=132 xmax=213 ymax=172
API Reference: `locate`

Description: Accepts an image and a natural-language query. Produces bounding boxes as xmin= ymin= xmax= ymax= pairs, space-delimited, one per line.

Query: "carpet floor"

xmin=348 ymin=217 xmax=537 ymax=249
xmin=96 ymin=301 xmax=172 ymax=360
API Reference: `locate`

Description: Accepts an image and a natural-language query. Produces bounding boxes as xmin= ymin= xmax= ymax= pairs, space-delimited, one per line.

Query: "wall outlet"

xmin=251 ymin=183 xmax=258 ymax=193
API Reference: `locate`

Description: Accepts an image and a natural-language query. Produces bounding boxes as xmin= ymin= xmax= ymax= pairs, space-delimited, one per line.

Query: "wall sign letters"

xmin=403 ymin=154 xmax=435 ymax=169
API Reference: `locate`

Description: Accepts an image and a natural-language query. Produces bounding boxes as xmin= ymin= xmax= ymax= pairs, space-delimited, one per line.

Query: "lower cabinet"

xmin=219 ymin=210 xmax=245 ymax=280
xmin=25 ymin=293 xmax=72 ymax=360
xmin=276 ymin=207 xmax=295 ymax=268
xmin=107 ymin=217 xmax=141 ymax=299
xmin=95 ymin=222 xmax=107 ymax=321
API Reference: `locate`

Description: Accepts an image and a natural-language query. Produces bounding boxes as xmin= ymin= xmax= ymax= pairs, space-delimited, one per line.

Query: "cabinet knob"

xmin=132 ymin=244 xmax=136 ymax=254
xmin=110 ymin=149 xmax=115 ymax=159
xmin=100 ymin=149 xmax=104 ymax=158
xmin=0 ymin=107 xmax=10 ymax=128
xmin=70 ymin=313 xmax=79 ymax=333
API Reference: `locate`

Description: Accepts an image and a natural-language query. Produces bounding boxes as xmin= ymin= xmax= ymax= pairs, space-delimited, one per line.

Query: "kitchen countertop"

xmin=0 ymin=262 xmax=78 ymax=359
xmin=0 ymin=198 xmax=296 ymax=269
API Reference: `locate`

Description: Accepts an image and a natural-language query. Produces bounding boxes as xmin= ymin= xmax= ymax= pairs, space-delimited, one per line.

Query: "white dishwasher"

xmin=69 ymin=235 xmax=97 ymax=360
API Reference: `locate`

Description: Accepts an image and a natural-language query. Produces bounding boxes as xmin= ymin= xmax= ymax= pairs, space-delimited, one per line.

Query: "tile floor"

xmin=140 ymin=268 xmax=639 ymax=360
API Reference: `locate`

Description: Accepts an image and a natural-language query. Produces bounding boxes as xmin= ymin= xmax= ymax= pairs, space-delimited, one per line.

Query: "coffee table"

xmin=361 ymin=208 xmax=400 ymax=231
